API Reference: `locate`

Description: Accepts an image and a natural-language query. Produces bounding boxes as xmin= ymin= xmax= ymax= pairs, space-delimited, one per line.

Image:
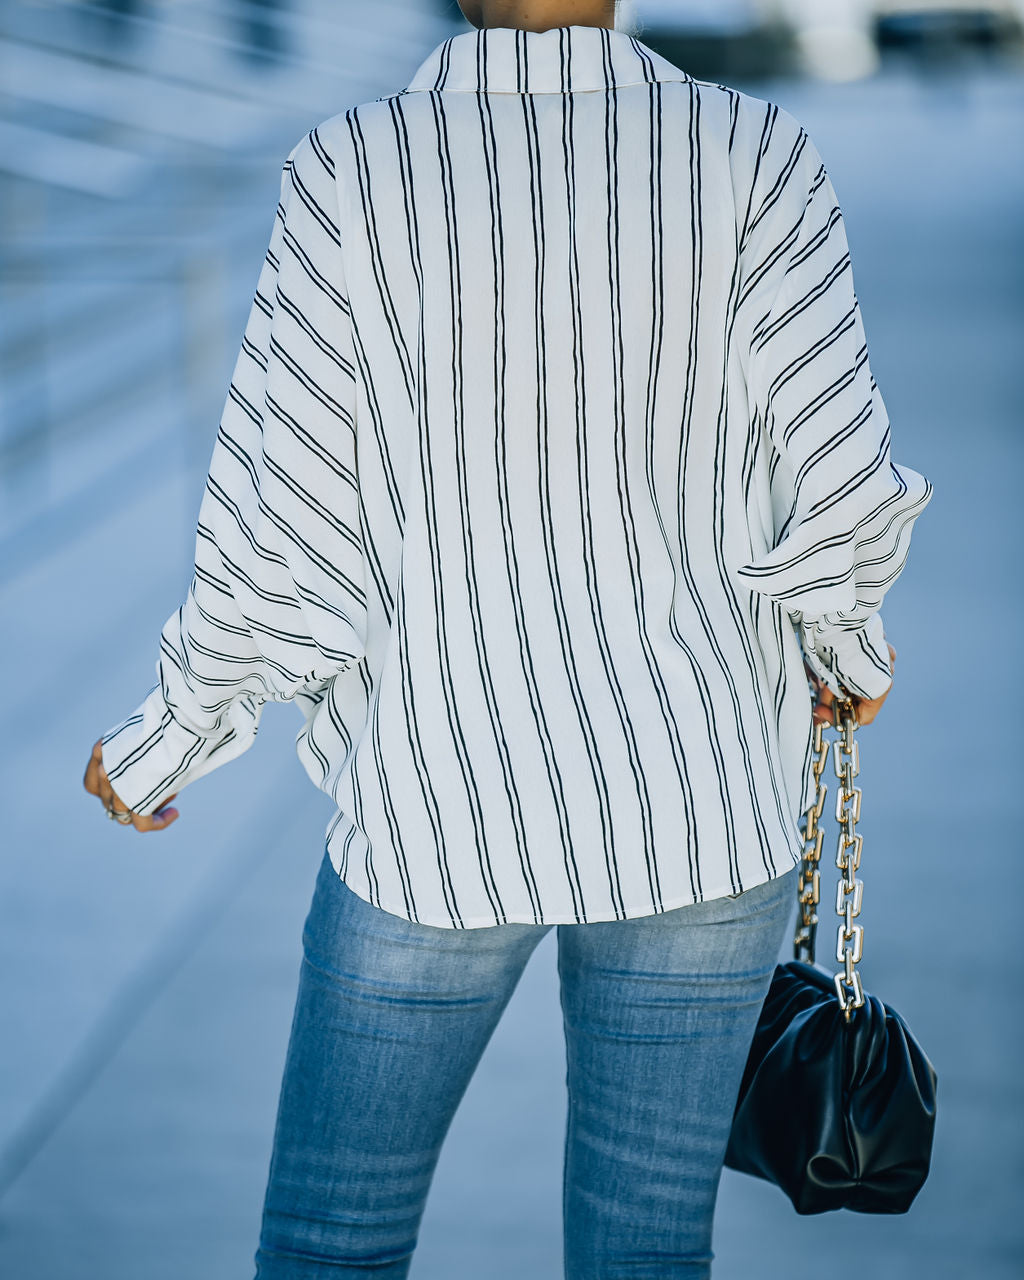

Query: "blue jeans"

xmin=253 ymin=850 xmax=796 ymax=1279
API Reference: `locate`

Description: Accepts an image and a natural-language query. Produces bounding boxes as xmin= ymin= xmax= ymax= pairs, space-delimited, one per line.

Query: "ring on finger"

xmin=106 ymin=803 xmax=134 ymax=825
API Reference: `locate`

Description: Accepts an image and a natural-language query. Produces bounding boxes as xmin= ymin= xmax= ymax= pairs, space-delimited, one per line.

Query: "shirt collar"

xmin=404 ymin=23 xmax=694 ymax=95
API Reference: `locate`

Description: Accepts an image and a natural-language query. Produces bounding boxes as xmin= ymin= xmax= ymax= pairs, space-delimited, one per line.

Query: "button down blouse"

xmin=100 ymin=23 xmax=933 ymax=927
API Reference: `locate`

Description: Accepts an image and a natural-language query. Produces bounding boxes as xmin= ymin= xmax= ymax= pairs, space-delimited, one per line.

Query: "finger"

xmin=104 ymin=782 xmax=139 ymax=824
xmin=83 ymin=740 xmax=106 ymax=797
xmin=130 ymin=805 xmax=180 ymax=833
xmin=96 ymin=773 xmax=116 ymax=811
xmin=127 ymin=795 xmax=180 ymax=832
xmin=811 ymin=677 xmax=835 ymax=723
xmin=87 ymin=741 xmax=120 ymax=812
xmin=853 ymin=688 xmax=887 ymax=726
xmin=83 ymin=758 xmax=102 ymax=797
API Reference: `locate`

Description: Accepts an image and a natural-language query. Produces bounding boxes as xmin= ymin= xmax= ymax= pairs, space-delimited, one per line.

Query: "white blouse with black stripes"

xmin=101 ymin=22 xmax=933 ymax=928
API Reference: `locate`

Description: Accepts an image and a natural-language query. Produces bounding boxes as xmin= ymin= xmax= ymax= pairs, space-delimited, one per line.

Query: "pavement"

xmin=0 ymin=9 xmax=1022 ymax=1278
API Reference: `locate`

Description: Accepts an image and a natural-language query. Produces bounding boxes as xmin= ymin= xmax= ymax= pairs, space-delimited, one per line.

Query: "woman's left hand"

xmin=83 ymin=739 xmax=179 ymax=832
xmin=806 ymin=642 xmax=897 ymax=728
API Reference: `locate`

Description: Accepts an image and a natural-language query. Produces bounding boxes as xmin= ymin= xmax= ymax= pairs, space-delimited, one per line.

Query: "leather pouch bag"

xmin=723 ymin=699 xmax=938 ymax=1214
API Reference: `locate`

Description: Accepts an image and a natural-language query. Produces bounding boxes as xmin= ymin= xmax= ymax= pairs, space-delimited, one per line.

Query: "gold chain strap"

xmin=793 ymin=694 xmax=865 ymax=1022
xmin=794 ymin=719 xmax=829 ymax=963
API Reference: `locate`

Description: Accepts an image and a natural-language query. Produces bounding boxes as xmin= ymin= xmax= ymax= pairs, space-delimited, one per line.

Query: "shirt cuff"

xmin=799 ymin=610 xmax=893 ymax=702
xmin=100 ymin=683 xmax=262 ymax=816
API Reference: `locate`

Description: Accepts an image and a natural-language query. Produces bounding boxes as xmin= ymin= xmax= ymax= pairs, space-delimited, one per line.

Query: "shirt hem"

xmin=325 ymin=848 xmax=801 ymax=930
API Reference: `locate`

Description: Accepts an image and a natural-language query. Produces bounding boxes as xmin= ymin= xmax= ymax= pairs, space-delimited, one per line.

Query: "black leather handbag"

xmin=724 ymin=698 xmax=938 ymax=1215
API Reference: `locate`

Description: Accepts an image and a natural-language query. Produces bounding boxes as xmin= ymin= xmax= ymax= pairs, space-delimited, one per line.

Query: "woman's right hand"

xmin=83 ymin=739 xmax=179 ymax=832
xmin=808 ymin=642 xmax=896 ymax=728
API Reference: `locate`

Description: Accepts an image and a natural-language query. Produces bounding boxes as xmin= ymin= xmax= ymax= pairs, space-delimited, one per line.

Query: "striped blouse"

xmin=100 ymin=23 xmax=933 ymax=928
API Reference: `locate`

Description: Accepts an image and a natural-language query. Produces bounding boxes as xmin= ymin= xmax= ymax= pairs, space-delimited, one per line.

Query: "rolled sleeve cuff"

xmin=100 ymin=684 xmax=262 ymax=816
xmin=800 ymin=610 xmax=893 ymax=702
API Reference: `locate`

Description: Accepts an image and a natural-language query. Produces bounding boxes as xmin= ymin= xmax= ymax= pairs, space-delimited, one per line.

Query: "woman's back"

xmin=285 ymin=24 xmax=930 ymax=926
xmin=98 ymin=23 xmax=931 ymax=929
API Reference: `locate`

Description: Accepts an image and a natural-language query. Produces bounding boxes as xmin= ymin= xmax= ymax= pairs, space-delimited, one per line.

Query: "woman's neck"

xmin=459 ymin=0 xmax=616 ymax=34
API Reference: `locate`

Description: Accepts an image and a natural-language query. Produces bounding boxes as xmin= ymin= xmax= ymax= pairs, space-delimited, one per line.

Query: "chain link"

xmin=793 ymin=718 xmax=829 ymax=964
xmin=793 ymin=692 xmax=866 ymax=1022
xmin=831 ymin=697 xmax=864 ymax=1019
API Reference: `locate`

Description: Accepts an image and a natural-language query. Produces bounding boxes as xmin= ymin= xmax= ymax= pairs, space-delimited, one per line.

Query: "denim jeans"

xmin=253 ymin=849 xmax=796 ymax=1279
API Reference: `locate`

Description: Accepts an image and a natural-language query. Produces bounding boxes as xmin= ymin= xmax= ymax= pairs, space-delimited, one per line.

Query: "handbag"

xmin=723 ymin=695 xmax=938 ymax=1215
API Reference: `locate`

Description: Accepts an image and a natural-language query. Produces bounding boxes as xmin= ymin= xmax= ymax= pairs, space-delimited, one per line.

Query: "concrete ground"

xmin=0 ymin=12 xmax=1021 ymax=1279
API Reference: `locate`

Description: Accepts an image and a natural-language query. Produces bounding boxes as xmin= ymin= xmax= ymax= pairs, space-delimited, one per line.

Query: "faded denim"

xmin=253 ymin=849 xmax=796 ymax=1279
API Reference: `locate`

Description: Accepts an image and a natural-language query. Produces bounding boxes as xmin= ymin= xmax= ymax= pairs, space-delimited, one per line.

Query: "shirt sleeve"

xmin=100 ymin=126 xmax=366 ymax=815
xmin=734 ymin=115 xmax=933 ymax=701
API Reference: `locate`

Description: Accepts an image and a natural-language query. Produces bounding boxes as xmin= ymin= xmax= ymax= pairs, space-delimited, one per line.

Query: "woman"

xmin=83 ymin=0 xmax=932 ymax=1274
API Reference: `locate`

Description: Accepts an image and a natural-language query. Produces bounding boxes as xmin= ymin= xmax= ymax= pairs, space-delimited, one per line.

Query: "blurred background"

xmin=0 ymin=1 xmax=1021 ymax=1276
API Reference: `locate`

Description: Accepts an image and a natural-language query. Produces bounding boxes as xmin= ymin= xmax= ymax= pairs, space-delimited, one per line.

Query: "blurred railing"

xmin=0 ymin=0 xmax=456 ymax=571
